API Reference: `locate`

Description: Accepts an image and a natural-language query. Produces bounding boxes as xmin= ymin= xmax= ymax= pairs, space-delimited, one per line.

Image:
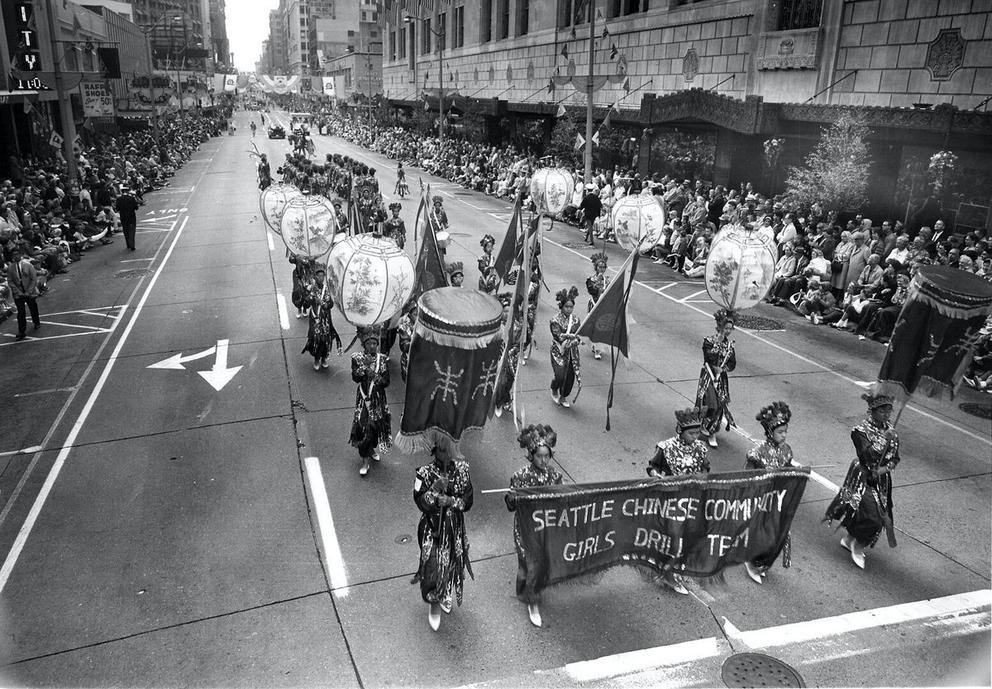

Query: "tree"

xmin=546 ymin=117 xmax=581 ymax=168
xmin=784 ymin=113 xmax=870 ymax=213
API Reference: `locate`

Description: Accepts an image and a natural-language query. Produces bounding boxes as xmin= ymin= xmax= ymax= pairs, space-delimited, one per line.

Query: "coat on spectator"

xmin=6 ymin=255 xmax=39 ymax=298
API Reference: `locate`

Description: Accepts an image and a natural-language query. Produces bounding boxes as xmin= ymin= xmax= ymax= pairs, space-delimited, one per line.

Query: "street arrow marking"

xmin=197 ymin=339 xmax=243 ymax=391
xmin=147 ymin=344 xmax=217 ymax=370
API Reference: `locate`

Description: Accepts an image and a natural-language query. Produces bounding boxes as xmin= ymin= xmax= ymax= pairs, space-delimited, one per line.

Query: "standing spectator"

xmin=579 ymin=184 xmax=602 ymax=246
xmin=6 ymin=247 xmax=41 ymax=340
xmin=116 ymin=185 xmax=139 ymax=251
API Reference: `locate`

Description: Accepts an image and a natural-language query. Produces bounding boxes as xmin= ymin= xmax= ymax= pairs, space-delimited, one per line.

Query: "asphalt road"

xmin=0 ymin=109 xmax=988 ymax=688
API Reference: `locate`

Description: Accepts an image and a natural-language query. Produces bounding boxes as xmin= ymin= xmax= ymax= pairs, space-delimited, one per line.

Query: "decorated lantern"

xmin=611 ymin=195 xmax=667 ymax=252
xmin=395 ymin=287 xmax=504 ymax=456
xmin=259 ymin=183 xmax=303 ymax=235
xmin=530 ymin=168 xmax=574 ymax=215
xmin=326 ymin=235 xmax=415 ymax=327
xmin=704 ymin=224 xmax=777 ymax=311
xmin=279 ymin=195 xmax=338 ymax=259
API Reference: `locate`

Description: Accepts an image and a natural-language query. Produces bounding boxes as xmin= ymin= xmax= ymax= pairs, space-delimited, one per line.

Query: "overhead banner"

xmin=81 ymin=82 xmax=114 ymax=117
xmin=321 ymin=76 xmax=336 ymax=98
xmin=256 ymin=75 xmax=301 ymax=94
xmin=513 ymin=469 xmax=809 ymax=593
xmin=223 ymin=74 xmax=237 ymax=92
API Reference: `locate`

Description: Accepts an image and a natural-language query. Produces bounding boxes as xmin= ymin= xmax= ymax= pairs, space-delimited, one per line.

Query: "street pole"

xmin=144 ymin=34 xmax=159 ymax=142
xmin=584 ymin=0 xmax=596 ymax=185
xmin=43 ymin=0 xmax=79 ymax=182
xmin=437 ymin=29 xmax=444 ymax=143
xmin=367 ymin=51 xmax=372 ymax=131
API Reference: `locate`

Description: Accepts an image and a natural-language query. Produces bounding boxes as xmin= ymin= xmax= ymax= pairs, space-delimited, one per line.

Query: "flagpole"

xmin=584 ymin=0 xmax=596 ymax=185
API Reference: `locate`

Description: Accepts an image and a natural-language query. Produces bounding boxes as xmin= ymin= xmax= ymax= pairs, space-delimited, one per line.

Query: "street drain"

xmin=959 ymin=402 xmax=992 ymax=419
xmin=722 ymin=652 xmax=804 ymax=688
xmin=114 ymin=268 xmax=153 ymax=279
xmin=736 ymin=315 xmax=784 ymax=331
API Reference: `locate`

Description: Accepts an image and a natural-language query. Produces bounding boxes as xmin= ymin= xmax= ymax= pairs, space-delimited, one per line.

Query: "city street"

xmin=0 ymin=109 xmax=988 ymax=687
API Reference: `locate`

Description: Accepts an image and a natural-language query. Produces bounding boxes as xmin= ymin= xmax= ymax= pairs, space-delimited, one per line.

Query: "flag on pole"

xmin=602 ymin=108 xmax=612 ymax=130
xmin=569 ymin=26 xmax=576 ymax=39
xmin=622 ymin=76 xmax=631 ymax=92
xmin=577 ymin=249 xmax=640 ymax=430
xmin=592 ymin=131 xmax=600 ymax=146
xmin=494 ymin=192 xmax=522 ymax=283
xmin=560 ymin=45 xmax=569 ymax=59
xmin=556 ymin=103 xmax=567 ymax=118
xmin=574 ymin=133 xmax=585 ymax=150
xmin=610 ymin=44 xmax=618 ymax=59
xmin=601 ymin=25 xmax=609 ymax=38
xmin=411 ymin=190 xmax=449 ymax=302
xmin=509 ymin=213 xmax=535 ymax=427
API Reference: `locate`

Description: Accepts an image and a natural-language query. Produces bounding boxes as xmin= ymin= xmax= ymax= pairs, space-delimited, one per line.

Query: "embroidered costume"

xmin=349 ymin=345 xmax=392 ymax=461
xmin=744 ymin=401 xmax=795 ymax=574
xmin=648 ymin=435 xmax=711 ymax=476
xmin=696 ymin=309 xmax=737 ymax=441
xmin=586 ymin=252 xmax=609 ymax=359
xmin=550 ymin=287 xmax=582 ymax=406
xmin=478 ymin=234 xmax=498 ymax=294
xmin=384 ymin=202 xmax=406 ymax=249
xmin=300 ymin=278 xmax=341 ymax=366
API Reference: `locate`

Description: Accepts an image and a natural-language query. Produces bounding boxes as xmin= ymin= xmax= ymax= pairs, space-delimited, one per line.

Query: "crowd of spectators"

xmin=0 ymin=109 xmax=230 ymax=326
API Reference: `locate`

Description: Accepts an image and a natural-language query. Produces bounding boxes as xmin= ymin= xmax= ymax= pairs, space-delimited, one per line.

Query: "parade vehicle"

xmin=268 ymin=125 xmax=286 ymax=139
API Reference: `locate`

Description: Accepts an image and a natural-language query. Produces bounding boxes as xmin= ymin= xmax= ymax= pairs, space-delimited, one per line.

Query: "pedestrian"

xmin=585 ymin=252 xmax=609 ymax=360
xmin=505 ymin=423 xmax=563 ymax=627
xmin=116 ymin=185 xmax=139 ymax=251
xmin=549 ymin=286 xmax=581 ymax=408
xmin=257 ymin=154 xmax=271 ymax=191
xmin=350 ymin=328 xmax=391 ymax=476
xmin=646 ymin=407 xmax=710 ymax=595
xmin=300 ymin=268 xmax=340 ymax=370
xmin=6 ymin=248 xmax=41 ymax=340
xmin=579 ymin=183 xmax=602 ymax=245
xmin=394 ymin=162 xmax=409 ymax=197
xmin=412 ymin=439 xmax=474 ymax=631
xmin=743 ymin=401 xmax=795 ymax=584
xmin=695 ymin=308 xmax=737 ymax=447
xmin=824 ymin=393 xmax=900 ymax=570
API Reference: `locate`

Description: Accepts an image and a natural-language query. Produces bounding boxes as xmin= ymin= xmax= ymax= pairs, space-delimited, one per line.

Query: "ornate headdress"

xmin=674 ymin=407 xmax=704 ymax=432
xmin=480 ymin=234 xmax=495 ymax=248
xmin=358 ymin=325 xmax=381 ymax=346
xmin=590 ymin=251 xmax=608 ymax=268
xmin=756 ymin=401 xmax=791 ymax=434
xmin=433 ymin=195 xmax=444 ymax=205
xmin=447 ymin=261 xmax=464 ymax=278
xmin=497 ymin=292 xmax=513 ymax=307
xmin=517 ymin=424 xmax=557 ymax=454
xmin=714 ymin=308 xmax=737 ymax=328
xmin=388 ymin=202 xmax=402 ymax=212
xmin=555 ymin=286 xmax=579 ymax=308
xmin=861 ymin=392 xmax=894 ymax=410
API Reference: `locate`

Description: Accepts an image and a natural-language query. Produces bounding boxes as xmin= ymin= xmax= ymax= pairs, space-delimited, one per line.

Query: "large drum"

xmin=396 ymin=287 xmax=504 ymax=456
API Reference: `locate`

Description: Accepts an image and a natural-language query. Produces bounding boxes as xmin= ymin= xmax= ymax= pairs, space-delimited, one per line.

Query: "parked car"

xmin=268 ymin=125 xmax=286 ymax=139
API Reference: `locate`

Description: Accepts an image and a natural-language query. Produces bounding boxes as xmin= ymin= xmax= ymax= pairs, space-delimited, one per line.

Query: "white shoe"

xmin=560 ymin=399 xmax=570 ymax=408
xmin=527 ymin=603 xmax=543 ymax=628
xmin=359 ymin=461 xmax=370 ymax=476
xmin=708 ymin=435 xmax=718 ymax=448
xmin=372 ymin=449 xmax=381 ymax=462
xmin=494 ymin=405 xmax=503 ymax=417
xmin=744 ymin=561 xmax=764 ymax=584
xmin=850 ymin=543 xmax=866 ymax=570
xmin=551 ymin=392 xmax=560 ymax=405
xmin=320 ymin=358 xmax=329 ymax=368
xmin=313 ymin=362 xmax=321 ymax=371
xmin=661 ymin=573 xmax=689 ymax=595
xmin=428 ymin=604 xmax=441 ymax=631
xmin=593 ymin=351 xmax=602 ymax=360
xmin=296 ymin=310 xmax=304 ymax=319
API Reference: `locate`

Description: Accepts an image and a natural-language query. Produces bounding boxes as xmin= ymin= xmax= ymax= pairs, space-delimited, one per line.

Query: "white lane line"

xmin=543 ymin=236 xmax=992 ymax=448
xmin=276 ymin=293 xmax=290 ymax=330
xmin=303 ymin=456 xmax=350 ymax=596
xmin=13 ymin=387 xmax=76 ymax=398
xmin=120 ymin=258 xmax=154 ymax=263
xmin=0 ymin=216 xmax=191 ymax=594
xmin=267 ymin=231 xmax=275 ymax=251
xmin=563 ymin=637 xmax=723 ymax=683
xmin=678 ymin=289 xmax=708 ymax=303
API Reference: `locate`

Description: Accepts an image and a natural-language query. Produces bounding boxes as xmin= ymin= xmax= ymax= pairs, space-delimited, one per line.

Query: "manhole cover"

xmin=722 ymin=652 xmax=804 ymax=688
xmin=959 ymin=402 xmax=992 ymax=419
xmin=736 ymin=315 xmax=784 ymax=331
xmin=394 ymin=534 xmax=412 ymax=544
xmin=114 ymin=269 xmax=152 ymax=279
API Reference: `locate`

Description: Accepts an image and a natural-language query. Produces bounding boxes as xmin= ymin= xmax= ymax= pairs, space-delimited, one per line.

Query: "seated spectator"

xmin=858 ymin=271 xmax=910 ymax=342
xmin=682 ymin=236 xmax=709 ymax=278
xmin=831 ymin=286 xmax=877 ymax=331
xmin=796 ymin=279 xmax=837 ymax=324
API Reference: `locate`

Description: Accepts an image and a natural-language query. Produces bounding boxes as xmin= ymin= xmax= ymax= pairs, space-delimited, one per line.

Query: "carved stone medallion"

xmin=926 ymin=28 xmax=966 ymax=81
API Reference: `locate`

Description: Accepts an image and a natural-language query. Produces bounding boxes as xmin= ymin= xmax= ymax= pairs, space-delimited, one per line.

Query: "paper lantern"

xmin=327 ymin=235 xmax=415 ymax=327
xmin=530 ymin=168 xmax=574 ymax=215
xmin=611 ymin=194 xmax=667 ymax=252
xmin=704 ymin=224 xmax=777 ymax=311
xmin=279 ymin=195 xmax=338 ymax=259
xmin=259 ymin=183 xmax=302 ymax=235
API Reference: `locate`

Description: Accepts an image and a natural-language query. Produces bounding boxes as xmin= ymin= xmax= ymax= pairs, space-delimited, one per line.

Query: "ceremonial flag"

xmin=493 ymin=192 xmax=522 ymax=283
xmin=602 ymin=25 xmax=609 ymax=38
xmin=411 ymin=192 xmax=449 ymax=302
xmin=622 ymin=75 xmax=631 ymax=92
xmin=602 ymin=109 xmax=612 ymax=130
xmin=560 ymin=45 xmax=569 ymax=59
xmin=569 ymin=27 xmax=576 ymax=39
xmin=610 ymin=44 xmax=618 ymax=60
xmin=556 ymin=103 xmax=567 ymax=118
xmin=547 ymin=78 xmax=555 ymax=95
xmin=578 ymin=248 xmax=640 ymax=429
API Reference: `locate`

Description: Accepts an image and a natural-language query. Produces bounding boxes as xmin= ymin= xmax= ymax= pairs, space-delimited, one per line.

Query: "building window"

xmin=558 ymin=0 xmax=591 ymax=28
xmin=480 ymin=0 xmax=492 ymax=42
xmin=438 ymin=12 xmax=447 ymax=51
xmin=399 ymin=26 xmax=406 ymax=59
xmin=778 ymin=0 xmax=822 ymax=29
xmin=516 ymin=0 xmax=529 ymax=35
xmin=421 ymin=18 xmax=431 ymax=54
xmin=454 ymin=6 xmax=464 ymax=47
xmin=389 ymin=30 xmax=395 ymax=59
xmin=497 ymin=0 xmax=509 ymax=38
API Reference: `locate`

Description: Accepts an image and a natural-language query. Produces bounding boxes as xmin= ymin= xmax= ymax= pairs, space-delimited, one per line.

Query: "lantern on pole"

xmin=611 ymin=194 xmax=667 ymax=253
xmin=704 ymin=224 xmax=777 ymax=311
xmin=259 ymin=183 xmax=303 ymax=235
xmin=327 ymin=235 xmax=415 ymax=326
xmin=279 ymin=195 xmax=338 ymax=259
xmin=530 ymin=168 xmax=575 ymax=215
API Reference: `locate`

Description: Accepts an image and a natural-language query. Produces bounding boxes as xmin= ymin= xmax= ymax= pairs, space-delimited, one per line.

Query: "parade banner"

xmin=322 ymin=77 xmax=336 ymax=98
xmin=513 ymin=469 xmax=809 ymax=592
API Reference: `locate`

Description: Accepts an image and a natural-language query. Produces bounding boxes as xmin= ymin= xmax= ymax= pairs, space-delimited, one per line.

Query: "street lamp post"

xmin=404 ymin=14 xmax=444 ymax=142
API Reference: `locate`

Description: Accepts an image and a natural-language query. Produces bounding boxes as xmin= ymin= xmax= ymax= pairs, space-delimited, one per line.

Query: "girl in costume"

xmin=478 ymin=234 xmax=498 ymax=294
xmin=384 ymin=202 xmax=407 ymax=249
xmin=397 ymin=302 xmax=418 ymax=383
xmin=646 ymin=407 xmax=710 ymax=595
xmin=290 ymin=254 xmax=316 ymax=319
xmin=505 ymin=424 xmax=564 ymax=627
xmin=522 ymin=266 xmax=541 ymax=364
xmin=494 ymin=292 xmax=521 ymax=417
xmin=300 ymin=268 xmax=341 ymax=370
xmin=585 ymin=252 xmax=609 ymax=360
xmin=824 ymin=393 xmax=900 ymax=570
xmin=549 ymin=286 xmax=582 ymax=408
xmin=743 ymin=401 xmax=795 ymax=584
xmin=350 ymin=328 xmax=392 ymax=476
xmin=412 ymin=440 xmax=474 ymax=631
xmin=695 ymin=308 xmax=737 ymax=447
xmin=447 ymin=261 xmax=464 ymax=287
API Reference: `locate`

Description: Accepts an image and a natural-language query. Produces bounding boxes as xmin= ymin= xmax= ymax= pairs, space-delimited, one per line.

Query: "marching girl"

xmin=447 ymin=262 xmax=465 ymax=287
xmin=549 ymin=286 xmax=582 ymax=408
xmin=478 ymin=234 xmax=498 ymax=294
xmin=494 ymin=292 xmax=521 ymax=417
xmin=522 ymin=266 xmax=541 ymax=364
xmin=647 ymin=408 xmax=710 ymax=595
xmin=384 ymin=202 xmax=407 ymax=249
xmin=350 ymin=328 xmax=392 ymax=477
xmin=397 ymin=302 xmax=418 ymax=383
xmin=743 ymin=401 xmax=795 ymax=584
xmin=585 ymin=252 xmax=609 ymax=360
xmin=290 ymin=254 xmax=316 ymax=319
xmin=505 ymin=424 xmax=564 ymax=627
xmin=824 ymin=393 xmax=900 ymax=570
xmin=300 ymin=267 xmax=341 ymax=370
xmin=695 ymin=308 xmax=737 ymax=447
xmin=412 ymin=440 xmax=474 ymax=631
